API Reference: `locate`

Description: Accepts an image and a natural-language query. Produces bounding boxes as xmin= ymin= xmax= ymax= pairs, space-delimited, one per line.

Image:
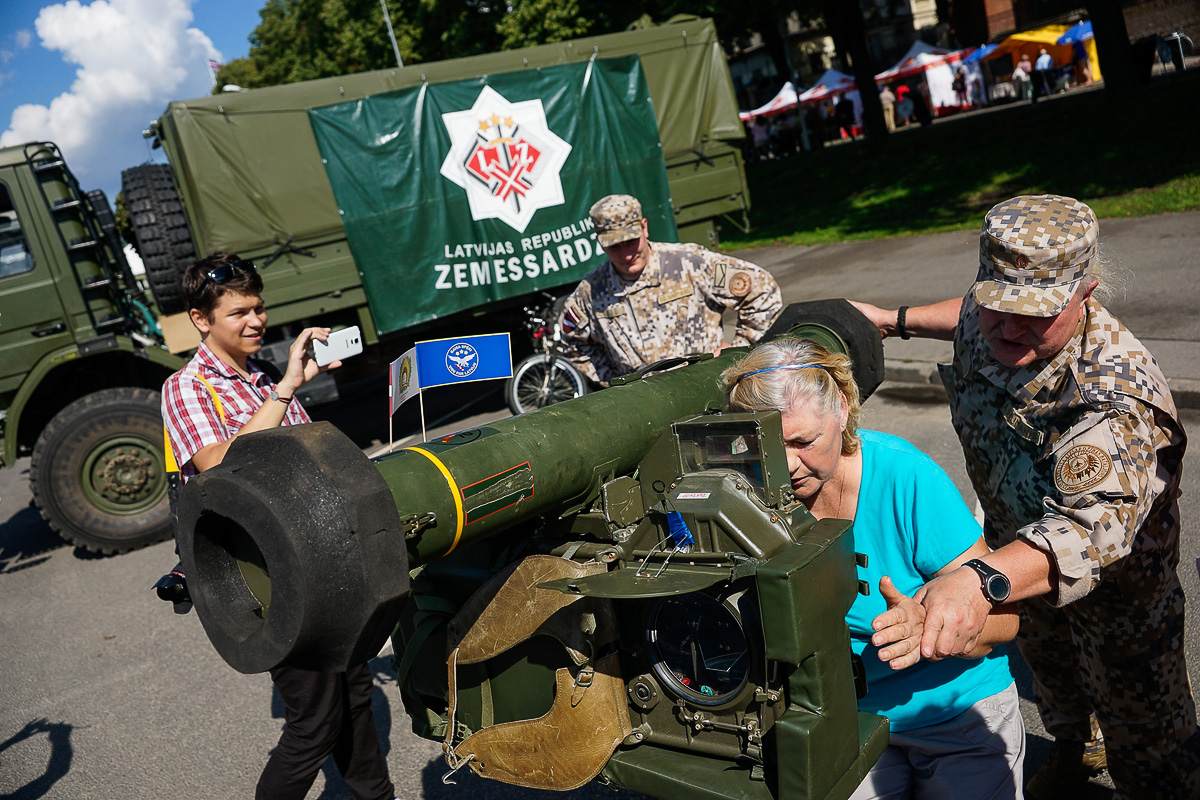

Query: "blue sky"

xmin=0 ymin=0 xmax=264 ymax=201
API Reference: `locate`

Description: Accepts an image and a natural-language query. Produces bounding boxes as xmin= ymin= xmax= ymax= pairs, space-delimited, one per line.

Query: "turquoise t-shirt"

xmin=848 ymin=430 xmax=1014 ymax=731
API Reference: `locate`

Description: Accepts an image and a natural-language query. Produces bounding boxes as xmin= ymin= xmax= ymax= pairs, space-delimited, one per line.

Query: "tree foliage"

xmin=215 ymin=0 xmax=823 ymax=91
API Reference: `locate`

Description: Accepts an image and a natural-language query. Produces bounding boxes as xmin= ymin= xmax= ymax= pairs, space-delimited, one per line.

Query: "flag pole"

xmin=419 ymin=389 xmax=427 ymax=442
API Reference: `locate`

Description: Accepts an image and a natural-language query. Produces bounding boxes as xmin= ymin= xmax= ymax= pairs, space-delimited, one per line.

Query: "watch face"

xmin=984 ymin=573 xmax=1011 ymax=603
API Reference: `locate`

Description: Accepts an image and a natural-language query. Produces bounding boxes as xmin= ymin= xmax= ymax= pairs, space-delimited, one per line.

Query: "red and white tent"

xmin=874 ymin=40 xmax=981 ymax=111
xmin=797 ymin=69 xmax=857 ymax=103
xmin=739 ymin=81 xmax=803 ymax=121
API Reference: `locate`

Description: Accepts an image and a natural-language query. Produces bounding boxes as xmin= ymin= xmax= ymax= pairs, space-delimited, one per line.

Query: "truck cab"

xmin=0 ymin=142 xmax=183 ymax=553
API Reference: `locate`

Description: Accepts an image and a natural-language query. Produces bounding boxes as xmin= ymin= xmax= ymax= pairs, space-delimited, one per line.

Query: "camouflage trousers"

xmin=1017 ymin=572 xmax=1200 ymax=799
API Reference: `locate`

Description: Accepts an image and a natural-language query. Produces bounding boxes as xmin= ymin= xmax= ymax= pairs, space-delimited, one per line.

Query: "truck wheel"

xmin=505 ymin=354 xmax=589 ymax=415
xmin=30 ymin=388 xmax=172 ymax=554
xmin=121 ymin=164 xmax=196 ymax=315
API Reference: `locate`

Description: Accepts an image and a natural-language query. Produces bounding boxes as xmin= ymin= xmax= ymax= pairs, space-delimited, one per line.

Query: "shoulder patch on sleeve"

xmin=1055 ymin=443 xmax=1112 ymax=494
xmin=562 ymin=299 xmax=587 ymax=334
xmin=728 ymin=271 xmax=752 ymax=298
xmin=713 ymin=261 xmax=728 ymax=289
xmin=1052 ymin=423 xmax=1127 ymax=500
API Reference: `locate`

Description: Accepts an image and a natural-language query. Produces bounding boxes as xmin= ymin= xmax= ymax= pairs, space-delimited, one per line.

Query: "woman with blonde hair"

xmin=722 ymin=338 xmax=1025 ymax=799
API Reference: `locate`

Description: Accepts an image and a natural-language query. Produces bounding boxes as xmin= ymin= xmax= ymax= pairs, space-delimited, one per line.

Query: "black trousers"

xmin=256 ymin=663 xmax=394 ymax=800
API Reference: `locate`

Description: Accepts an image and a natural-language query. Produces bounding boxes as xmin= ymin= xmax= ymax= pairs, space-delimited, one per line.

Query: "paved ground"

xmin=2 ymin=211 xmax=1197 ymax=798
xmin=731 ymin=208 xmax=1200 ymax=409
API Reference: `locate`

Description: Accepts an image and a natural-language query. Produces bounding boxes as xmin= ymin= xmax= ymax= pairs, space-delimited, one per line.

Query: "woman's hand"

xmin=870 ymin=575 xmax=926 ymax=670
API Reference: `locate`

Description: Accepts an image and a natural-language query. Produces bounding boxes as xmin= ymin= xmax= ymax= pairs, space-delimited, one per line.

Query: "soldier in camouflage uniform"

xmin=560 ymin=194 xmax=781 ymax=384
xmin=852 ymin=195 xmax=1200 ymax=799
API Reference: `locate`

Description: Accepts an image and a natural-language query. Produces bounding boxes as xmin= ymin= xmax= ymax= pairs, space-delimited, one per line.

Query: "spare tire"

xmin=121 ymin=163 xmax=196 ymax=315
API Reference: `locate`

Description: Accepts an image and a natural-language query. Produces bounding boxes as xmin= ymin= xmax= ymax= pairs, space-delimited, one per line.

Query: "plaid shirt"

xmin=162 ymin=342 xmax=311 ymax=483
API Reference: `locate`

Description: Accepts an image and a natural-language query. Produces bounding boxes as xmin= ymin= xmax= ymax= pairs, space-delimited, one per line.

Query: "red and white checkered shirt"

xmin=162 ymin=343 xmax=311 ymax=483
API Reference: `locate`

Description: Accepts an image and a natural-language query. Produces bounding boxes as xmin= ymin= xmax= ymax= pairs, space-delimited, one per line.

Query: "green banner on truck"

xmin=309 ymin=56 xmax=674 ymax=334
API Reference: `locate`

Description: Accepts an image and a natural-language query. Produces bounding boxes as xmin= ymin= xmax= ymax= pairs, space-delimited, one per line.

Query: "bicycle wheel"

xmin=506 ymin=354 xmax=589 ymax=415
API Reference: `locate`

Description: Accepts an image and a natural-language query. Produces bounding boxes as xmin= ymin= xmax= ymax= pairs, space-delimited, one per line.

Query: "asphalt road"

xmin=3 ymin=212 xmax=1198 ymax=798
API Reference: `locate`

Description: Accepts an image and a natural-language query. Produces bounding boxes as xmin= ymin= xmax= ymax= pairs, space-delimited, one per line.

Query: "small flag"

xmin=414 ymin=333 xmax=513 ymax=389
xmin=666 ymin=510 xmax=694 ymax=549
xmin=388 ymin=347 xmax=420 ymax=416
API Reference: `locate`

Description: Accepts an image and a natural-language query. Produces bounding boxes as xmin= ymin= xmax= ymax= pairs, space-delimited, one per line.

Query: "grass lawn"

xmin=720 ymin=71 xmax=1200 ymax=250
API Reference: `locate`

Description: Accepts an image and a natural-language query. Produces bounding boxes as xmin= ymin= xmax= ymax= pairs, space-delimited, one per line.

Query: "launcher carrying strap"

xmin=442 ymin=554 xmax=631 ymax=791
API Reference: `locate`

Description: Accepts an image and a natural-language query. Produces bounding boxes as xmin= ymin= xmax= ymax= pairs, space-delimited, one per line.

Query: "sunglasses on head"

xmin=202 ymin=260 xmax=257 ymax=288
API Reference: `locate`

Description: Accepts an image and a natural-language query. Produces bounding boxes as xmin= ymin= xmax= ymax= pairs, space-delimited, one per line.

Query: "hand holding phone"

xmin=308 ymin=325 xmax=363 ymax=367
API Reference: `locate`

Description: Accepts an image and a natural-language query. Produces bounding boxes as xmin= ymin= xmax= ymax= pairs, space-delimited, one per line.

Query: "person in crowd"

xmin=1017 ymin=54 xmax=1035 ymax=101
xmin=912 ymin=80 xmax=934 ymax=126
xmin=972 ymin=71 xmax=989 ymax=107
xmin=560 ymin=194 xmax=781 ymax=385
xmin=878 ymin=84 xmax=896 ymax=133
xmin=1072 ymin=40 xmax=1092 ymax=86
xmin=722 ymin=339 xmax=1023 ymax=799
xmin=1034 ymin=48 xmax=1055 ymax=98
xmin=894 ymin=83 xmax=913 ymax=126
xmin=952 ymin=68 xmax=969 ymax=107
xmin=1011 ymin=57 xmax=1031 ymax=102
xmin=161 ymin=253 xmax=397 ymax=800
xmin=749 ymin=116 xmax=768 ymax=161
xmin=851 ymin=195 xmax=1200 ymax=799
xmin=806 ymin=102 xmax=827 ymax=146
xmin=835 ymin=93 xmax=857 ymax=139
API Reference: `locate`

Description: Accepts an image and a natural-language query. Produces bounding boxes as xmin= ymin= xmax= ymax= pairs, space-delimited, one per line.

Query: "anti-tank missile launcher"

xmin=177 ymin=300 xmax=889 ymax=800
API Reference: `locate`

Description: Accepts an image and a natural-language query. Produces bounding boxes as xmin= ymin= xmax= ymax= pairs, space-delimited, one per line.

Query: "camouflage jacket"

xmin=940 ymin=296 xmax=1185 ymax=607
xmin=559 ymin=242 xmax=782 ymax=383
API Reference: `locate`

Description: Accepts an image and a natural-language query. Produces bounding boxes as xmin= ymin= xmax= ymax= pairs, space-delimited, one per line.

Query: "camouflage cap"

xmin=590 ymin=194 xmax=643 ymax=248
xmin=972 ymin=194 xmax=1098 ymax=317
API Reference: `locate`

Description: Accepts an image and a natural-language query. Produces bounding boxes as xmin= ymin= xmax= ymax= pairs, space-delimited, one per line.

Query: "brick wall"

xmin=1124 ymin=0 xmax=1200 ymax=43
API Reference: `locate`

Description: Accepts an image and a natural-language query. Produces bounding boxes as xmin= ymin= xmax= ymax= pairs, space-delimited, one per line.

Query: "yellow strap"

xmin=191 ymin=373 xmax=225 ymax=423
xmin=404 ymin=446 xmax=464 ymax=555
xmin=164 ymin=371 xmax=226 ymax=475
xmin=164 ymin=427 xmax=179 ymax=472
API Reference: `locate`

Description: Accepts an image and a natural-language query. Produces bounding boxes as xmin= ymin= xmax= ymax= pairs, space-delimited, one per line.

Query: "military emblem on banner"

xmin=399 ymin=354 xmax=413 ymax=392
xmin=446 ymin=342 xmax=481 ymax=378
xmin=439 ymin=86 xmax=572 ymax=232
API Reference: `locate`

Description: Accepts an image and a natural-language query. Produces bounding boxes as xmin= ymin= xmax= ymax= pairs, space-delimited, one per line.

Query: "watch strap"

xmin=964 ymin=558 xmax=1009 ymax=603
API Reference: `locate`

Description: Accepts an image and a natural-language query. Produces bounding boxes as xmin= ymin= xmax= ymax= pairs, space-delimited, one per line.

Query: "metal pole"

xmin=380 ymin=0 xmax=404 ymax=69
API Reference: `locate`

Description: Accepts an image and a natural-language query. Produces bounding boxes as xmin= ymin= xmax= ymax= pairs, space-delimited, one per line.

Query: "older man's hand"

xmin=915 ymin=566 xmax=993 ymax=660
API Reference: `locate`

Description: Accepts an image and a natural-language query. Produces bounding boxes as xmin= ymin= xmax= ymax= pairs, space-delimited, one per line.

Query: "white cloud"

xmin=0 ymin=0 xmax=221 ymax=199
xmin=1 ymin=29 xmax=35 ymax=65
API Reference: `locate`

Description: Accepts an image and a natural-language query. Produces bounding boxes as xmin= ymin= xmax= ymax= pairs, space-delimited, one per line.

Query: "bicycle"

xmin=505 ymin=292 xmax=590 ymax=415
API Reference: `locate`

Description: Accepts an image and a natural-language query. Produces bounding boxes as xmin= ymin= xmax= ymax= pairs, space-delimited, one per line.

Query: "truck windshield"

xmin=0 ymin=183 xmax=34 ymax=279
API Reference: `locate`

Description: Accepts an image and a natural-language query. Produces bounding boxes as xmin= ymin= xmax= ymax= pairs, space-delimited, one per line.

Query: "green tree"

xmin=497 ymin=0 xmax=592 ymax=51
xmin=216 ymin=0 xmax=819 ymax=91
xmin=216 ymin=0 xmax=403 ymax=90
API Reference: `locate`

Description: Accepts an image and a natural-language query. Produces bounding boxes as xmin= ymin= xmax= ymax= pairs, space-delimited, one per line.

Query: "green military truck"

xmin=0 ymin=142 xmax=184 ymax=553
xmin=1 ymin=16 xmax=751 ymax=554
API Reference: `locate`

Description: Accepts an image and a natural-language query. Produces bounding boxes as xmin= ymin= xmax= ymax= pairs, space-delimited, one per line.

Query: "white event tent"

xmin=874 ymin=40 xmax=982 ymax=112
xmin=796 ymin=69 xmax=857 ymax=103
xmin=739 ymin=81 xmax=803 ymax=121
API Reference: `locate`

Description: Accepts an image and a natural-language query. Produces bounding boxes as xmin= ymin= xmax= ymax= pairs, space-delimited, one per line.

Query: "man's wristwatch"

xmin=269 ymin=388 xmax=294 ymax=406
xmin=964 ymin=559 xmax=1011 ymax=604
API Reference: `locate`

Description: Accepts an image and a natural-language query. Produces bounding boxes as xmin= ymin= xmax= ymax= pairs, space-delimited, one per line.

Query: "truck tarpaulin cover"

xmin=308 ymin=56 xmax=674 ymax=334
xmin=156 ymin=17 xmax=740 ymax=268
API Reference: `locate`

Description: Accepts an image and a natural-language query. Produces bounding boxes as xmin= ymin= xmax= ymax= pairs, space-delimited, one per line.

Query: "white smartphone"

xmin=308 ymin=326 xmax=363 ymax=367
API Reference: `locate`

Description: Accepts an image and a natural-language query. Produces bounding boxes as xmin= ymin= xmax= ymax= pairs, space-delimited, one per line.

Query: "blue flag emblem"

xmin=446 ymin=342 xmax=479 ymax=378
xmin=415 ymin=333 xmax=513 ymax=389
